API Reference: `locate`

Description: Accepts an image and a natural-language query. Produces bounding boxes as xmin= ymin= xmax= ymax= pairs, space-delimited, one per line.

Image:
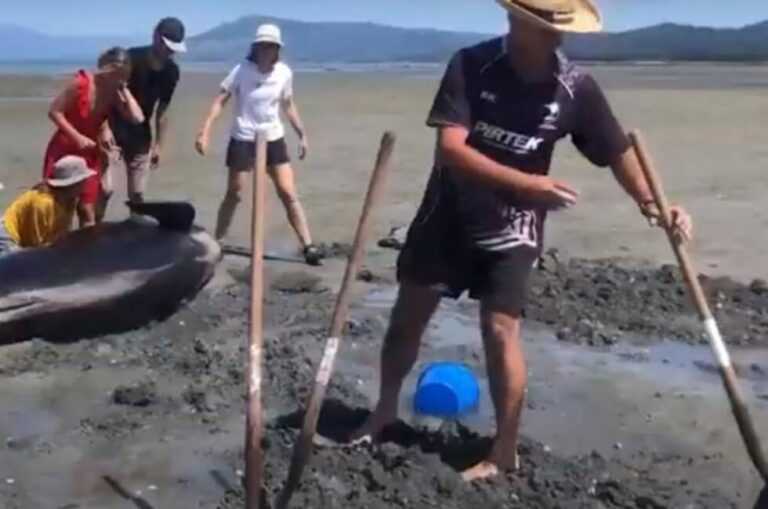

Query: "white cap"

xmin=156 ymin=17 xmax=188 ymax=53
xmin=162 ymin=36 xmax=188 ymax=54
xmin=253 ymin=24 xmax=283 ymax=47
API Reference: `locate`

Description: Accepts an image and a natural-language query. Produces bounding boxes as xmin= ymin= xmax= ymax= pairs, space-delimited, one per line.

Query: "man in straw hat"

xmin=352 ymin=0 xmax=694 ymax=481
xmin=1 ymin=156 xmax=95 ymax=254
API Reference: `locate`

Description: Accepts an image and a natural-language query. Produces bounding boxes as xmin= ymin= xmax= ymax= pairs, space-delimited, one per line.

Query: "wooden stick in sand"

xmin=275 ymin=132 xmax=397 ymax=509
xmin=245 ymin=136 xmax=268 ymax=509
xmin=630 ymin=130 xmax=768 ymax=482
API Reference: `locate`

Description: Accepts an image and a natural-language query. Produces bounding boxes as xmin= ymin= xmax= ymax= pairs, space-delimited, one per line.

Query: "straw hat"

xmin=46 ymin=156 xmax=96 ymax=188
xmin=497 ymin=0 xmax=603 ymax=33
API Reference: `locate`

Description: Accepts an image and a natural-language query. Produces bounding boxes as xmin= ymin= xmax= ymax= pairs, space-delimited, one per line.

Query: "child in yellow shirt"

xmin=0 ymin=156 xmax=95 ymax=253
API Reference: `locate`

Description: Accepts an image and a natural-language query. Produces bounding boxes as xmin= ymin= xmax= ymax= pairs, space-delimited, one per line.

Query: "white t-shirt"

xmin=221 ymin=61 xmax=293 ymax=142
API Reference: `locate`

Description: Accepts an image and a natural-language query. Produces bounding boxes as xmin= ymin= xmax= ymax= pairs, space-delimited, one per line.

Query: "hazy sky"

xmin=6 ymin=0 xmax=768 ymax=37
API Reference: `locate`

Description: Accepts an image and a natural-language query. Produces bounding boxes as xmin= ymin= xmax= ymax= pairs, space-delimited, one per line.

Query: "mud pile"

xmin=1 ymin=256 xmax=763 ymax=508
xmin=219 ymin=422 xmax=738 ymax=509
xmin=527 ymin=251 xmax=768 ymax=348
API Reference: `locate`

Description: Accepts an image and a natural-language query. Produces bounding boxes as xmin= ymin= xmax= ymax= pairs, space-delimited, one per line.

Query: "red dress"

xmin=42 ymin=70 xmax=106 ymax=205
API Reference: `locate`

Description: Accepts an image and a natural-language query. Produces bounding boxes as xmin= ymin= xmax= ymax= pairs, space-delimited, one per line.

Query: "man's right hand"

xmin=524 ymin=175 xmax=579 ymax=210
xmin=195 ymin=132 xmax=209 ymax=156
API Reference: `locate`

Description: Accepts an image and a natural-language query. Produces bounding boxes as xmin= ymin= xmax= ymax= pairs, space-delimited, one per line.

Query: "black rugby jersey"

xmin=422 ymin=37 xmax=629 ymax=253
xmin=110 ymin=46 xmax=181 ymax=151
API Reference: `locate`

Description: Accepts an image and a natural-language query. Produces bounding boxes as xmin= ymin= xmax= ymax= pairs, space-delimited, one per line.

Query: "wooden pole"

xmin=276 ymin=132 xmax=397 ymax=509
xmin=630 ymin=130 xmax=768 ymax=482
xmin=246 ymin=136 xmax=268 ymax=509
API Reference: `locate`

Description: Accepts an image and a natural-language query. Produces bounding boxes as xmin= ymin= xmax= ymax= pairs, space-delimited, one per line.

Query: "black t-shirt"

xmin=111 ymin=46 xmax=180 ymax=150
xmin=422 ymin=37 xmax=629 ymax=253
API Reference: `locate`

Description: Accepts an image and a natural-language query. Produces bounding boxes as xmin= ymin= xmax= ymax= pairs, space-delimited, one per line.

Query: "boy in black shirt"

xmin=352 ymin=0 xmax=693 ymax=482
xmin=108 ymin=17 xmax=185 ymax=204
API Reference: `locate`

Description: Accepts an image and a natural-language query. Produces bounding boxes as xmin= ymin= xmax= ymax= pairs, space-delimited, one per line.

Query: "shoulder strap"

xmin=74 ymin=70 xmax=92 ymax=119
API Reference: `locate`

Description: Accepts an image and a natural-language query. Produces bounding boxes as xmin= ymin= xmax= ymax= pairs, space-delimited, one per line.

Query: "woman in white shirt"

xmin=195 ymin=24 xmax=322 ymax=265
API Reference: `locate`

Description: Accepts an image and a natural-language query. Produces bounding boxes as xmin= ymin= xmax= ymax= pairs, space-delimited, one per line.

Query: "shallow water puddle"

xmin=354 ymin=288 xmax=768 ymax=465
xmin=0 ymin=366 xmax=239 ymax=508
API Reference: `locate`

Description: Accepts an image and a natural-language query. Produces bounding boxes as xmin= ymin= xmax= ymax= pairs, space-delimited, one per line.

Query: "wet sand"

xmin=1 ymin=254 xmax=767 ymax=508
xmin=1 ymin=65 xmax=768 ymax=507
xmin=1 ymin=64 xmax=768 ymax=281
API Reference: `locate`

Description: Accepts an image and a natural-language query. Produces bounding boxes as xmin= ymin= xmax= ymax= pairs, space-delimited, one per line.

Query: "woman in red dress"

xmin=43 ymin=47 xmax=145 ymax=227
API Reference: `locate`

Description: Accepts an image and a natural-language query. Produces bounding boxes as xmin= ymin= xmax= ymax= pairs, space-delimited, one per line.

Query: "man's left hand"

xmin=298 ymin=136 xmax=309 ymax=161
xmin=642 ymin=202 xmax=693 ymax=243
xmin=98 ymin=131 xmax=117 ymax=157
xmin=150 ymin=145 xmax=162 ymax=170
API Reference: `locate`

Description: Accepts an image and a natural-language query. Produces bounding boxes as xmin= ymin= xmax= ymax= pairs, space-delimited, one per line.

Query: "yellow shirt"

xmin=1 ymin=187 xmax=74 ymax=248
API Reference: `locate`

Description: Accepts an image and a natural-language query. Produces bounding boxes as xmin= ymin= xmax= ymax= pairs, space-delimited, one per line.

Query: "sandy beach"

xmin=1 ymin=64 xmax=768 ymax=508
xmin=2 ymin=64 xmax=768 ymax=281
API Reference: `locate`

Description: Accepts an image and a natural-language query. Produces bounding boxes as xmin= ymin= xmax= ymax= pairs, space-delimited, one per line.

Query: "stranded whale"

xmin=0 ymin=218 xmax=221 ymax=344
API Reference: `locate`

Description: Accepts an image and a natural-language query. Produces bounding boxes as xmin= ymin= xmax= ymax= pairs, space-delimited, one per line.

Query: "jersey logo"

xmin=480 ymin=90 xmax=498 ymax=104
xmin=540 ymin=102 xmax=561 ymax=131
xmin=471 ymin=208 xmax=538 ymax=251
xmin=473 ymin=121 xmax=545 ymax=155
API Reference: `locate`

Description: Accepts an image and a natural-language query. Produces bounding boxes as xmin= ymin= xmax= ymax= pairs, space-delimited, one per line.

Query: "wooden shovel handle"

xmin=630 ymin=130 xmax=768 ymax=483
xmin=328 ymin=132 xmax=396 ymax=337
xmin=629 ymin=131 xmax=710 ymax=320
xmin=276 ymin=132 xmax=397 ymax=509
xmin=245 ymin=136 xmax=268 ymax=509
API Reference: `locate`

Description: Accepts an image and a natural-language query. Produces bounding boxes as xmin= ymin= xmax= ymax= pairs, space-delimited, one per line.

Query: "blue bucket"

xmin=414 ymin=362 xmax=480 ymax=418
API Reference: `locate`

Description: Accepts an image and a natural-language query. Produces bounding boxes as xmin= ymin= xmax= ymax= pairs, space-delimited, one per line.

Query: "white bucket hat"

xmin=497 ymin=0 xmax=603 ymax=33
xmin=46 ymin=156 xmax=96 ymax=188
xmin=253 ymin=24 xmax=284 ymax=47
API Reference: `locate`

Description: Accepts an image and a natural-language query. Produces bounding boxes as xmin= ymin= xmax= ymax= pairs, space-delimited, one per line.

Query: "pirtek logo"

xmin=473 ymin=121 xmax=545 ymax=154
xmin=480 ymin=90 xmax=497 ymax=103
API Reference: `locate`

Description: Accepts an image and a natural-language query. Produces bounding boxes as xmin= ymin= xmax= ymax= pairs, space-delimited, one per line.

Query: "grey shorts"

xmin=107 ymin=146 xmax=151 ymax=197
xmin=0 ymin=220 xmax=18 ymax=255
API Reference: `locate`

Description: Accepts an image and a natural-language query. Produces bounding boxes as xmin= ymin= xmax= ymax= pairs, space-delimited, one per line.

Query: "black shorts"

xmin=396 ymin=204 xmax=540 ymax=313
xmin=226 ymin=138 xmax=290 ymax=170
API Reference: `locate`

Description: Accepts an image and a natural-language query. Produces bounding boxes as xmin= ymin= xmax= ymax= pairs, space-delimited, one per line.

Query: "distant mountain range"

xmin=2 ymin=17 xmax=768 ymax=64
xmin=567 ymin=20 xmax=768 ymax=61
xmin=0 ymin=24 xmax=140 ymax=63
xmin=186 ymin=17 xmax=484 ymax=63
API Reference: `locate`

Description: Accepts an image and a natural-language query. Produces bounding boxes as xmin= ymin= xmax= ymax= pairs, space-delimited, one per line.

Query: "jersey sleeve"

xmin=426 ymin=50 xmax=472 ymax=129
xmin=158 ymin=62 xmax=180 ymax=105
xmin=570 ymin=74 xmax=630 ymax=167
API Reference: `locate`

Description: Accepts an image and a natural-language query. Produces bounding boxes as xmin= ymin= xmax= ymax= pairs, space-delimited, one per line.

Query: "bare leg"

xmin=349 ymin=282 xmax=441 ymax=441
xmin=269 ymin=163 xmax=312 ymax=249
xmin=95 ymin=192 xmax=111 ymax=223
xmin=215 ymin=167 xmax=249 ymax=241
xmin=98 ymin=152 xmax=114 ymax=222
xmin=461 ymin=302 xmax=526 ymax=482
xmin=127 ymin=152 xmax=151 ymax=204
xmin=77 ymin=202 xmax=96 ymax=228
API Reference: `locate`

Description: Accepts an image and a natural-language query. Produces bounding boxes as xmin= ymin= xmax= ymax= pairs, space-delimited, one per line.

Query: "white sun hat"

xmin=46 ymin=156 xmax=96 ymax=188
xmin=253 ymin=24 xmax=284 ymax=47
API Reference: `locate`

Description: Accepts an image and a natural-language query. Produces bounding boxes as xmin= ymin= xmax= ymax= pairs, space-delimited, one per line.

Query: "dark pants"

xmin=226 ymin=138 xmax=290 ymax=170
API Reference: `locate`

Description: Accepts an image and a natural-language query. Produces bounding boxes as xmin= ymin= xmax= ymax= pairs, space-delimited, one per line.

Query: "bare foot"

xmin=347 ymin=404 xmax=397 ymax=444
xmin=461 ymin=460 xmax=500 ymax=482
xmin=460 ymin=450 xmax=520 ymax=482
